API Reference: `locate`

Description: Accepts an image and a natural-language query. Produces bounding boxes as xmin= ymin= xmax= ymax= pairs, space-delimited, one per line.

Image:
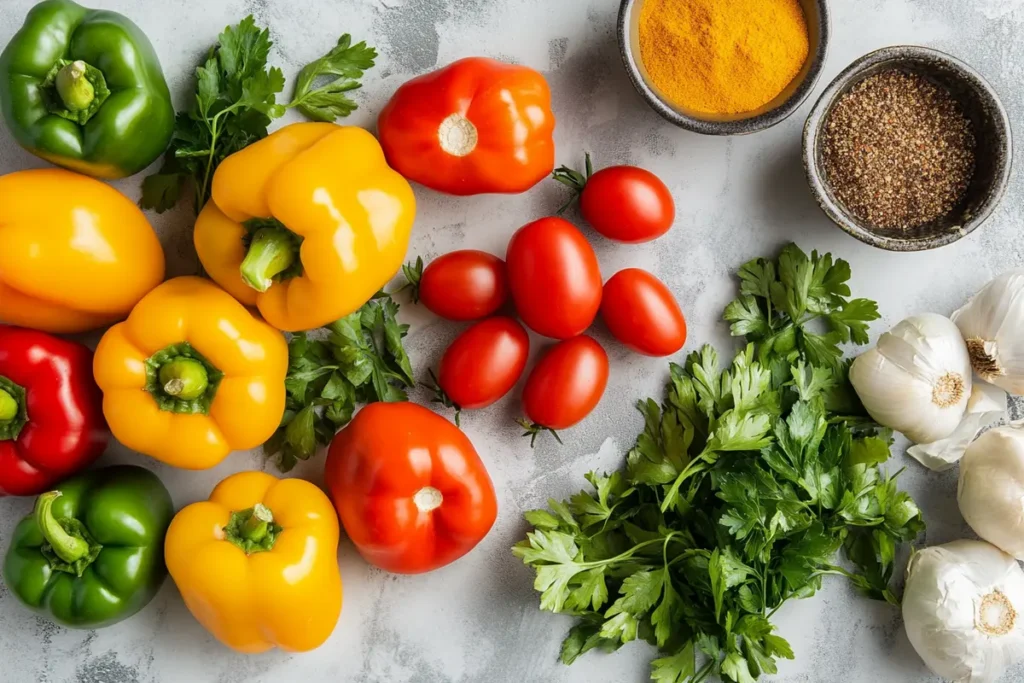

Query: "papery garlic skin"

xmin=903 ymin=540 xmax=1024 ymax=683
xmin=849 ymin=313 xmax=972 ymax=444
xmin=952 ymin=269 xmax=1024 ymax=394
xmin=958 ymin=425 xmax=1024 ymax=559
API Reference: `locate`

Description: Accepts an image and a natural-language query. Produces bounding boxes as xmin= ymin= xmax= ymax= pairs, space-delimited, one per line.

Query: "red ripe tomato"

xmin=505 ymin=217 xmax=602 ymax=339
xmin=554 ymin=156 xmax=674 ymax=243
xmin=601 ymin=268 xmax=687 ymax=357
xmin=415 ymin=250 xmax=508 ymax=321
xmin=436 ymin=317 xmax=530 ymax=417
xmin=521 ymin=335 xmax=609 ymax=443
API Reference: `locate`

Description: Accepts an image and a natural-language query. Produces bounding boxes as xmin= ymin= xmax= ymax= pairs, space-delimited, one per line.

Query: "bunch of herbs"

xmin=513 ymin=244 xmax=924 ymax=683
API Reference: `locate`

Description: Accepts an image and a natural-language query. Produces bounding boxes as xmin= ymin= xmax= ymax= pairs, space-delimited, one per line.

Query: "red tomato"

xmin=521 ymin=336 xmax=609 ymax=442
xmin=505 ymin=217 xmax=602 ymax=339
xmin=555 ymin=158 xmax=674 ymax=243
xmin=326 ymin=402 xmax=498 ymax=574
xmin=437 ymin=317 xmax=529 ymax=415
xmin=417 ymin=250 xmax=508 ymax=321
xmin=601 ymin=268 xmax=687 ymax=357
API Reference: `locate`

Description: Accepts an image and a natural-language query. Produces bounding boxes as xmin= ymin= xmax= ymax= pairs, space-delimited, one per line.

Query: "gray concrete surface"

xmin=1 ymin=0 xmax=1023 ymax=681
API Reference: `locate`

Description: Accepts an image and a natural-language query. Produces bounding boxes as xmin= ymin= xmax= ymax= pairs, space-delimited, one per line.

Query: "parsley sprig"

xmin=141 ymin=17 xmax=376 ymax=214
xmin=264 ymin=293 xmax=414 ymax=472
xmin=514 ymin=244 xmax=923 ymax=683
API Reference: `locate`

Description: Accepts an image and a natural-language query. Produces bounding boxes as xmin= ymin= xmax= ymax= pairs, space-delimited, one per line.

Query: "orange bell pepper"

xmin=93 ymin=277 xmax=287 ymax=470
xmin=193 ymin=123 xmax=416 ymax=332
xmin=0 ymin=168 xmax=165 ymax=333
xmin=377 ymin=57 xmax=556 ymax=195
xmin=165 ymin=471 xmax=342 ymax=653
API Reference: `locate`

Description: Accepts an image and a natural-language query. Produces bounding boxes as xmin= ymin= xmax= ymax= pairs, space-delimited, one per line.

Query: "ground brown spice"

xmin=821 ymin=69 xmax=976 ymax=231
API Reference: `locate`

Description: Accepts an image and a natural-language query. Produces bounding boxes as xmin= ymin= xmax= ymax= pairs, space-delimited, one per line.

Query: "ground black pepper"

xmin=821 ymin=69 xmax=976 ymax=231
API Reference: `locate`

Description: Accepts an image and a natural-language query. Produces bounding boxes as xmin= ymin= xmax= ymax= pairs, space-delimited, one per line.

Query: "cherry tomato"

xmin=521 ymin=335 xmax=609 ymax=443
xmin=415 ymin=250 xmax=508 ymax=321
xmin=601 ymin=268 xmax=687 ymax=357
xmin=554 ymin=156 xmax=674 ymax=243
xmin=436 ymin=317 xmax=530 ymax=419
xmin=505 ymin=217 xmax=602 ymax=339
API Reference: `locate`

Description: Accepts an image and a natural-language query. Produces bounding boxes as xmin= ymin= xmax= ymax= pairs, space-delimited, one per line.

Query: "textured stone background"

xmin=1 ymin=0 xmax=1023 ymax=681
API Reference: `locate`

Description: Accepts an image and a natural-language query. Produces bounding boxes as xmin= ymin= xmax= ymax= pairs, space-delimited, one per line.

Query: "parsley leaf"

xmin=141 ymin=17 xmax=375 ymax=215
xmin=264 ymin=293 xmax=413 ymax=471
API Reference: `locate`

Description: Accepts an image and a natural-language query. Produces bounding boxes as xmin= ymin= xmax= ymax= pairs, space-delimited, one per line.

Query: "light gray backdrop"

xmin=0 ymin=0 xmax=1021 ymax=682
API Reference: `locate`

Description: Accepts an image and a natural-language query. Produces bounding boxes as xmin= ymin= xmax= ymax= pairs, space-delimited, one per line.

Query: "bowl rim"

xmin=617 ymin=0 xmax=831 ymax=136
xmin=802 ymin=45 xmax=1014 ymax=252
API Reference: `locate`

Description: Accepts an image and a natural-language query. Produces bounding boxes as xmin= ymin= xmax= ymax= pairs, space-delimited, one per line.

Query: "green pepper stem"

xmin=0 ymin=389 xmax=17 ymax=422
xmin=240 ymin=227 xmax=299 ymax=293
xmin=241 ymin=504 xmax=273 ymax=542
xmin=159 ymin=358 xmax=209 ymax=400
xmin=55 ymin=60 xmax=95 ymax=112
xmin=35 ymin=492 xmax=89 ymax=564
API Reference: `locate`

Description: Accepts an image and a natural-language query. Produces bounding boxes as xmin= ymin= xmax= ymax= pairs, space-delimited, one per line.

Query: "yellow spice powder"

xmin=638 ymin=0 xmax=810 ymax=116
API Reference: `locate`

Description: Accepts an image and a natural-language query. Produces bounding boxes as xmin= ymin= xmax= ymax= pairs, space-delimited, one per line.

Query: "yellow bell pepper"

xmin=0 ymin=168 xmax=165 ymax=333
xmin=93 ymin=277 xmax=287 ymax=470
xmin=165 ymin=471 xmax=342 ymax=653
xmin=194 ymin=122 xmax=417 ymax=332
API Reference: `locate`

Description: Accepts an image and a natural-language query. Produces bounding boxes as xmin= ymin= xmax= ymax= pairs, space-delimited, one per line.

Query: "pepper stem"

xmin=35 ymin=492 xmax=89 ymax=564
xmin=0 ymin=389 xmax=17 ymax=422
xmin=56 ymin=60 xmax=96 ymax=112
xmin=224 ymin=504 xmax=281 ymax=554
xmin=159 ymin=358 xmax=209 ymax=400
xmin=241 ymin=504 xmax=273 ymax=542
xmin=240 ymin=227 xmax=300 ymax=293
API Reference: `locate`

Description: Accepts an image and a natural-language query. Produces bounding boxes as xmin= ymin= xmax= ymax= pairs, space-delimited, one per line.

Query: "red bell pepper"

xmin=325 ymin=402 xmax=498 ymax=574
xmin=377 ymin=57 xmax=556 ymax=196
xmin=0 ymin=326 xmax=107 ymax=496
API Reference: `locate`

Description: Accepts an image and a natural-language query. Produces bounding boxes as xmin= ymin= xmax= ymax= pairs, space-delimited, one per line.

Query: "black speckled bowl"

xmin=803 ymin=46 xmax=1012 ymax=251
xmin=617 ymin=0 xmax=830 ymax=135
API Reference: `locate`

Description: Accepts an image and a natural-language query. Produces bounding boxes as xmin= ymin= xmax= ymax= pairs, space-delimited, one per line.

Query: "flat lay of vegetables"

xmin=0 ymin=1 xmax=1022 ymax=682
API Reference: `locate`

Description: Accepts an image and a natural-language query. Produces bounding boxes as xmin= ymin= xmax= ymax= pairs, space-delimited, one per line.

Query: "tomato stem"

xmin=516 ymin=418 xmax=562 ymax=448
xmin=551 ymin=152 xmax=594 ymax=215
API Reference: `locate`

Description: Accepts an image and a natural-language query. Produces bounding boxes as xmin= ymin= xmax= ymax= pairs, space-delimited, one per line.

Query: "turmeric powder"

xmin=638 ymin=0 xmax=810 ymax=116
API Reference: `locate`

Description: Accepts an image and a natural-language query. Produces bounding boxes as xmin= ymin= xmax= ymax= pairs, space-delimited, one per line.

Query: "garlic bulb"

xmin=849 ymin=313 xmax=972 ymax=444
xmin=903 ymin=540 xmax=1024 ymax=683
xmin=952 ymin=269 xmax=1024 ymax=394
xmin=958 ymin=424 xmax=1024 ymax=559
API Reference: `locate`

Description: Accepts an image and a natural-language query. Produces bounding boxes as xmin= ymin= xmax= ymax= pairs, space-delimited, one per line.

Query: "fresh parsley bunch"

xmin=141 ymin=17 xmax=377 ymax=214
xmin=514 ymin=244 xmax=924 ymax=683
xmin=264 ymin=293 xmax=414 ymax=472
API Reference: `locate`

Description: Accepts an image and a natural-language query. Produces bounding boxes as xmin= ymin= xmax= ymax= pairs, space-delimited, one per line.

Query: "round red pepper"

xmin=0 ymin=326 xmax=107 ymax=496
xmin=378 ymin=57 xmax=555 ymax=196
xmin=325 ymin=402 xmax=498 ymax=574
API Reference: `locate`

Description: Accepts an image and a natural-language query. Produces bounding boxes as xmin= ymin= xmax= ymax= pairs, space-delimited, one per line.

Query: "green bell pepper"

xmin=0 ymin=0 xmax=175 ymax=179
xmin=3 ymin=465 xmax=174 ymax=628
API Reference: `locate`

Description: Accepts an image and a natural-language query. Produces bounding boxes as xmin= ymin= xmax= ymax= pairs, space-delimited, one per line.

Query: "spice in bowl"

xmin=821 ymin=69 xmax=976 ymax=231
xmin=637 ymin=0 xmax=810 ymax=116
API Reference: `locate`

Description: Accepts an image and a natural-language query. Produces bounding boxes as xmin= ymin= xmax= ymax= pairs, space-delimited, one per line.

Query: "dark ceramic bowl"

xmin=803 ymin=46 xmax=1012 ymax=251
xmin=617 ymin=0 xmax=830 ymax=135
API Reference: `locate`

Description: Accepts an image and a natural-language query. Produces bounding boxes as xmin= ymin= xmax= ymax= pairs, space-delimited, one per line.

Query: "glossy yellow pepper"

xmin=0 ymin=168 xmax=165 ymax=333
xmin=93 ymin=277 xmax=287 ymax=470
xmin=165 ymin=471 xmax=342 ymax=653
xmin=194 ymin=122 xmax=417 ymax=332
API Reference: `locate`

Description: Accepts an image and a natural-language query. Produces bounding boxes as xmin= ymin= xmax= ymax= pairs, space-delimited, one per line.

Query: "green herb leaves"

xmin=515 ymin=244 xmax=923 ymax=683
xmin=724 ymin=245 xmax=880 ymax=367
xmin=264 ymin=293 xmax=413 ymax=472
xmin=141 ymin=17 xmax=375 ymax=215
xmin=290 ymin=35 xmax=377 ymax=122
